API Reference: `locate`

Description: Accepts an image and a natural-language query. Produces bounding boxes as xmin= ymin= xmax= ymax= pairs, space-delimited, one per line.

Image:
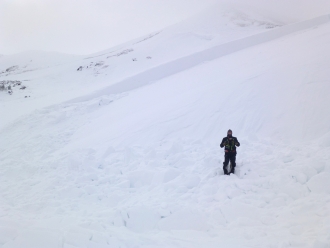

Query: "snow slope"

xmin=1 ymin=3 xmax=330 ymax=248
xmin=0 ymin=3 xmax=309 ymax=128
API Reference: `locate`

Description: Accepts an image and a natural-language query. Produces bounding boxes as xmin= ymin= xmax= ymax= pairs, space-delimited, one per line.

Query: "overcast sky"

xmin=0 ymin=0 xmax=218 ymax=55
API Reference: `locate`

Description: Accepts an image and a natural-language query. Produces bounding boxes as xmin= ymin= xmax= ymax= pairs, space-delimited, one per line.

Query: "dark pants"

xmin=223 ymin=152 xmax=236 ymax=175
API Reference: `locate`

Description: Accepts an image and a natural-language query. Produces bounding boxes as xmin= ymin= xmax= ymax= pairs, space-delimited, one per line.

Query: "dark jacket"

xmin=220 ymin=137 xmax=240 ymax=153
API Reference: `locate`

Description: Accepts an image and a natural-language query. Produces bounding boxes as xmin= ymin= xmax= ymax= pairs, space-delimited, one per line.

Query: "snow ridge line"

xmin=69 ymin=14 xmax=330 ymax=103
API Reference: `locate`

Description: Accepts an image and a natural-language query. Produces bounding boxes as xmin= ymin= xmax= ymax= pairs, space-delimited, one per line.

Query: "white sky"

xmin=0 ymin=0 xmax=217 ymax=55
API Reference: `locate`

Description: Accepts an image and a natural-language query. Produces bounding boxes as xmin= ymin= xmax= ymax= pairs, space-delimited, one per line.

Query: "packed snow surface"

xmin=1 ymin=3 xmax=330 ymax=248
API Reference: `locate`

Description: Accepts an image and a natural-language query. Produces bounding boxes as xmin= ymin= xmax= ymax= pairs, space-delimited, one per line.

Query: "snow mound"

xmin=307 ymin=172 xmax=330 ymax=194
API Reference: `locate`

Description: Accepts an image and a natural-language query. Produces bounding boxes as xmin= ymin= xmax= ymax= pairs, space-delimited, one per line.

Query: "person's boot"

xmin=230 ymin=164 xmax=235 ymax=174
xmin=223 ymin=163 xmax=229 ymax=175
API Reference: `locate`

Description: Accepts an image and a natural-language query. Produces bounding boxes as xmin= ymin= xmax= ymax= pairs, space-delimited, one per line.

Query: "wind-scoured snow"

xmin=1 ymin=3 xmax=330 ymax=248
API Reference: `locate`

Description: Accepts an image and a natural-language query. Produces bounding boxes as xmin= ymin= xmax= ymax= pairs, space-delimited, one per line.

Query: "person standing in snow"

xmin=220 ymin=129 xmax=240 ymax=175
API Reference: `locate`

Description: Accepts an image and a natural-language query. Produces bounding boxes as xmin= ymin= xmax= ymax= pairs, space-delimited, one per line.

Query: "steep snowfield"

xmin=1 ymin=4 xmax=330 ymax=248
xmin=0 ymin=3 xmax=310 ymax=128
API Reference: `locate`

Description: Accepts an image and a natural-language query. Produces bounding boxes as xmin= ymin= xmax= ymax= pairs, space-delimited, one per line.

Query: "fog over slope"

xmin=2 ymin=0 xmax=330 ymax=54
xmin=1 ymin=1 xmax=330 ymax=248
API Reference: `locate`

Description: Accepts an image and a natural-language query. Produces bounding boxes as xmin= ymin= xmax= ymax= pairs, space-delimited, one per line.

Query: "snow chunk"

xmin=126 ymin=206 xmax=160 ymax=232
xmin=282 ymin=152 xmax=295 ymax=163
xmin=64 ymin=230 xmax=92 ymax=248
xmin=296 ymin=165 xmax=318 ymax=180
xmin=0 ymin=227 xmax=17 ymax=245
xmin=318 ymin=132 xmax=330 ymax=147
xmin=307 ymin=172 xmax=330 ymax=194
xmin=183 ymin=174 xmax=201 ymax=189
xmin=313 ymin=240 xmax=330 ymax=248
xmin=2 ymin=230 xmax=60 ymax=248
xmin=158 ymin=210 xmax=208 ymax=231
xmin=127 ymin=170 xmax=154 ymax=188
xmin=162 ymin=168 xmax=181 ymax=183
xmin=310 ymin=159 xmax=326 ymax=173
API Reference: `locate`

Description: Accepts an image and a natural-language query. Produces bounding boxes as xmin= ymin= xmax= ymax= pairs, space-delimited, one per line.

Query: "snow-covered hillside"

xmin=1 ymin=3 xmax=330 ymax=248
xmin=1 ymin=2 xmax=323 ymax=128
